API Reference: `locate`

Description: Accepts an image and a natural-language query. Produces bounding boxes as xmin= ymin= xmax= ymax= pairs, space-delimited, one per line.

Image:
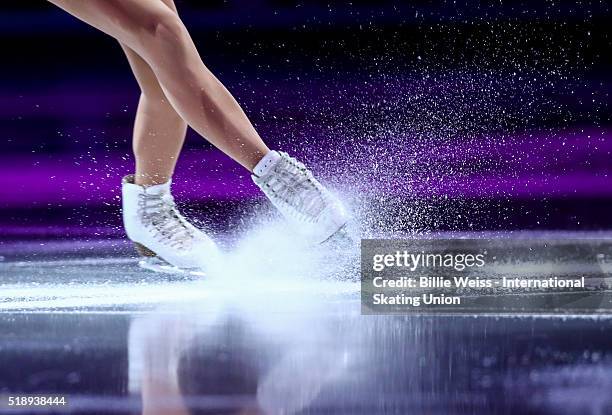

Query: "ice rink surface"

xmin=2 ymin=231 xmax=612 ymax=414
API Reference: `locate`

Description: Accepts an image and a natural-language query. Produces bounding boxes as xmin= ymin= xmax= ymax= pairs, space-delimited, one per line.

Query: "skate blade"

xmin=138 ymin=257 xmax=206 ymax=278
xmin=320 ymin=224 xmax=354 ymax=246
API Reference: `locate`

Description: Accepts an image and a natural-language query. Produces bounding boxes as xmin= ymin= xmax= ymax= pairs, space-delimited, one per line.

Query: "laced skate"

xmin=252 ymin=151 xmax=348 ymax=243
xmin=122 ymin=175 xmax=219 ymax=275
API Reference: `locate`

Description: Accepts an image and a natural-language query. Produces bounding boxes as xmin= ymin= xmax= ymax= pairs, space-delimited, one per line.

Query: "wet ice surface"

xmin=1 ymin=232 xmax=612 ymax=414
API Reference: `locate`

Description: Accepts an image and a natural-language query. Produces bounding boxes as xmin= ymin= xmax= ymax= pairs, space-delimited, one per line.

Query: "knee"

xmin=139 ymin=11 xmax=187 ymax=49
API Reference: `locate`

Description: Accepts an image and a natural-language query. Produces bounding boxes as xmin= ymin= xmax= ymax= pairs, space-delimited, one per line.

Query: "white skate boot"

xmin=252 ymin=151 xmax=348 ymax=243
xmin=122 ymin=175 xmax=220 ymax=275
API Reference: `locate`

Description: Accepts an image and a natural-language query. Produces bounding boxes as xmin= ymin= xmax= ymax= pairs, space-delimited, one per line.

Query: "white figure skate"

xmin=122 ymin=175 xmax=220 ymax=275
xmin=252 ymin=151 xmax=348 ymax=243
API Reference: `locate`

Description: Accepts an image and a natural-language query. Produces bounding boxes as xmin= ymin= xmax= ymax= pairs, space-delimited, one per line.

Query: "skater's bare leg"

xmin=121 ymin=44 xmax=187 ymax=186
xmin=120 ymin=0 xmax=185 ymax=186
xmin=48 ymin=0 xmax=269 ymax=171
xmin=51 ymin=0 xmax=348 ymax=249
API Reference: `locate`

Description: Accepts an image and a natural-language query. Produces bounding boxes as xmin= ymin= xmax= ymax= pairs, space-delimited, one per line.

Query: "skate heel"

xmin=133 ymin=242 xmax=157 ymax=258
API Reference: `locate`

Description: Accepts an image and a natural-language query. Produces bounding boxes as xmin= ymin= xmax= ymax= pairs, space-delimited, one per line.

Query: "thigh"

xmin=159 ymin=0 xmax=179 ymax=13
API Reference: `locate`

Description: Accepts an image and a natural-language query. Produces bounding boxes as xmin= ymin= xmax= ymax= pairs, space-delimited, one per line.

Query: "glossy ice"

xmin=1 ymin=233 xmax=612 ymax=414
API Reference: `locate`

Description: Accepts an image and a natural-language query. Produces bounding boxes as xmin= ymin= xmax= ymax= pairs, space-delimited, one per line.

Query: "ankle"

xmin=252 ymin=150 xmax=282 ymax=177
xmin=134 ymin=173 xmax=171 ymax=187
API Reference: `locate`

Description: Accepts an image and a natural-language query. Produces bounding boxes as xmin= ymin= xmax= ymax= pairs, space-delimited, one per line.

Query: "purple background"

xmin=0 ymin=1 xmax=610 ymax=235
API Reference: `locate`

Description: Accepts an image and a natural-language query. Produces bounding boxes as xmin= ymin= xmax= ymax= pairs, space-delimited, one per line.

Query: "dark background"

xmin=0 ymin=0 xmax=610 ymax=237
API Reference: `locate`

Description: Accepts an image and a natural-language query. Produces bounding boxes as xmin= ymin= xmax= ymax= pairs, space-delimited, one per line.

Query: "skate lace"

xmin=137 ymin=192 xmax=194 ymax=249
xmin=261 ymin=152 xmax=327 ymax=222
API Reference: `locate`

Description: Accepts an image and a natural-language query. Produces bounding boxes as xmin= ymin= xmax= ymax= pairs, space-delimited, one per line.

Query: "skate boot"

xmin=252 ymin=151 xmax=348 ymax=243
xmin=122 ymin=175 xmax=220 ymax=274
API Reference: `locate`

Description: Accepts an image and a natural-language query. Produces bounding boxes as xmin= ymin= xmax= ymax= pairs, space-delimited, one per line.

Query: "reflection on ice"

xmin=2 ymin=232 xmax=612 ymax=413
xmin=127 ymin=303 xmax=612 ymax=414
